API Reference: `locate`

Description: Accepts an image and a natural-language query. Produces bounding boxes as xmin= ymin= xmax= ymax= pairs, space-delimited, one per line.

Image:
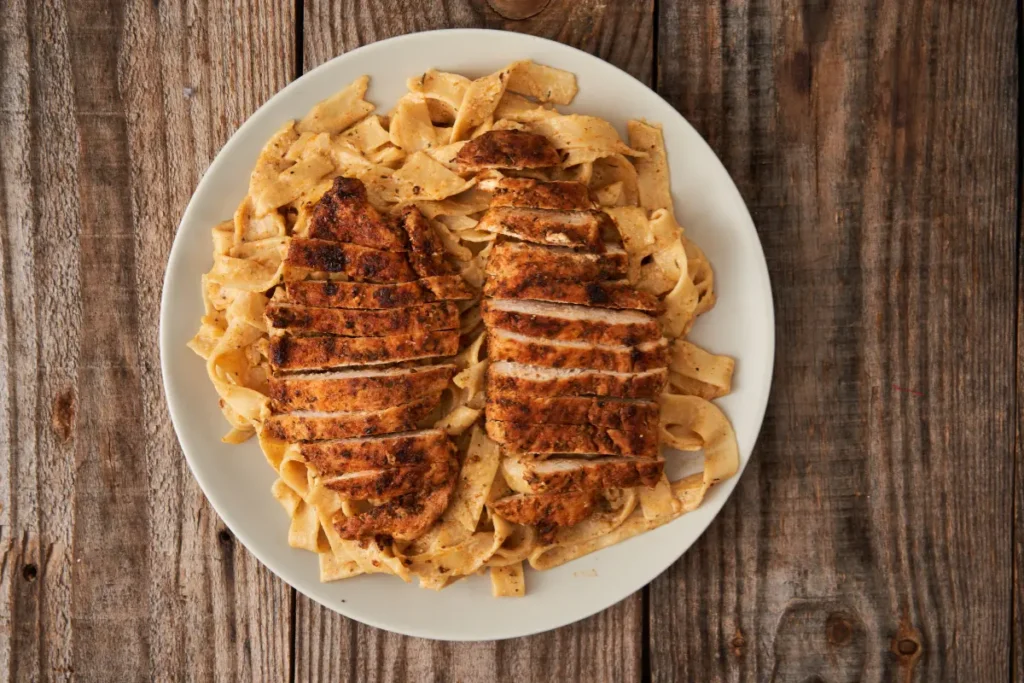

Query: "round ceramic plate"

xmin=160 ymin=29 xmax=774 ymax=641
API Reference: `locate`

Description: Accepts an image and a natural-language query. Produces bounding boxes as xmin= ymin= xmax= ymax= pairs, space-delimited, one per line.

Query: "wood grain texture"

xmin=1 ymin=0 xmax=295 ymax=680
xmin=295 ymin=2 xmax=652 ymax=681
xmin=652 ymin=1 xmax=1018 ymax=681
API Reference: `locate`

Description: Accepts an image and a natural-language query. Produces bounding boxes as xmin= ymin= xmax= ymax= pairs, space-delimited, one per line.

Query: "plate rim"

xmin=159 ymin=27 xmax=775 ymax=641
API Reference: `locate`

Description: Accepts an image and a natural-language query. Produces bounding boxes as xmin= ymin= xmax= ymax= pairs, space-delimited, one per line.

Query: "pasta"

xmin=188 ymin=60 xmax=740 ymax=595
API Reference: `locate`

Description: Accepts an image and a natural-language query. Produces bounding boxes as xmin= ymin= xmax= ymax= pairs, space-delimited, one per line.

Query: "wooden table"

xmin=1 ymin=1 xmax=1018 ymax=680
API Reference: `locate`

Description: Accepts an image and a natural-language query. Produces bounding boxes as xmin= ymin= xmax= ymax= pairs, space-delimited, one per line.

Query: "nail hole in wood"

xmin=23 ymin=563 xmax=38 ymax=581
xmin=896 ymin=638 xmax=918 ymax=656
xmin=218 ymin=529 xmax=233 ymax=545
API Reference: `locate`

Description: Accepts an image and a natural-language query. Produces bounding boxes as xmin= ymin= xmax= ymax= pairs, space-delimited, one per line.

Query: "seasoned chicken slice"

xmin=322 ymin=465 xmax=441 ymax=501
xmin=334 ymin=461 xmax=457 ymax=541
xmin=286 ymin=238 xmax=416 ymax=283
xmin=398 ymin=206 xmax=458 ymax=277
xmin=486 ymin=420 xmax=659 ymax=457
xmin=502 ymin=455 xmax=664 ymax=493
xmin=266 ymin=301 xmax=459 ymax=337
xmin=484 ymin=277 xmax=660 ymax=312
xmin=270 ymin=330 xmax=460 ymax=372
xmin=488 ymin=361 xmax=667 ymax=400
xmin=491 ymin=178 xmax=595 ymax=211
xmin=269 ymin=364 xmax=455 ymax=412
xmin=476 ymin=207 xmax=611 ymax=251
xmin=488 ymin=329 xmax=668 ymax=373
xmin=486 ymin=394 xmax=659 ymax=431
xmin=299 ymin=429 xmax=454 ymax=475
xmin=455 ymin=130 xmax=560 ymax=172
xmin=285 ymin=276 xmax=473 ymax=309
xmin=482 ymin=299 xmax=661 ymax=346
xmin=491 ymin=491 xmax=596 ymax=536
xmin=307 ymin=176 xmax=408 ymax=250
xmin=263 ymin=397 xmax=438 ymax=442
xmin=487 ymin=240 xmax=628 ymax=282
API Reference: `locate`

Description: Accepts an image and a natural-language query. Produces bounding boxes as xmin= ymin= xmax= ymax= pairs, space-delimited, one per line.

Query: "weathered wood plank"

xmin=295 ymin=2 xmax=652 ymax=680
xmin=651 ymin=1 xmax=1018 ymax=681
xmin=1 ymin=0 xmax=296 ymax=679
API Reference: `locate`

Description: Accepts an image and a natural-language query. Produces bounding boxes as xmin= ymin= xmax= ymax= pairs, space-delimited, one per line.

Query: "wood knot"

xmin=730 ymin=628 xmax=746 ymax=656
xmin=218 ymin=529 xmax=233 ymax=546
xmin=895 ymin=639 xmax=918 ymax=656
xmin=23 ymin=563 xmax=38 ymax=581
xmin=51 ymin=388 xmax=76 ymax=443
xmin=825 ymin=612 xmax=853 ymax=647
xmin=891 ymin=614 xmax=923 ymax=673
xmin=486 ymin=0 xmax=551 ymax=20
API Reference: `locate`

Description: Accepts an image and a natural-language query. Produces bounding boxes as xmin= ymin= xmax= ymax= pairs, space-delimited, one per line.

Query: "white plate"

xmin=160 ymin=29 xmax=774 ymax=641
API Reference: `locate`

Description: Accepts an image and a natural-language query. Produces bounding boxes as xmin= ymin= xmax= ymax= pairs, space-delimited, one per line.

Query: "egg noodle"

xmin=188 ymin=60 xmax=739 ymax=596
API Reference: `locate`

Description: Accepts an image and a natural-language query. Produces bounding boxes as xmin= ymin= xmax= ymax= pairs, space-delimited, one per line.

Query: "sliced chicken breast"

xmin=477 ymin=207 xmax=610 ymax=251
xmin=491 ymin=491 xmax=596 ymax=534
xmin=285 ymin=276 xmax=473 ymax=309
xmin=486 ymin=394 xmax=659 ymax=431
xmin=502 ymin=455 xmax=664 ymax=494
xmin=482 ymin=299 xmax=661 ymax=346
xmin=263 ymin=397 xmax=438 ymax=442
xmin=398 ymin=205 xmax=458 ymax=278
xmin=322 ymin=465 xmax=440 ymax=501
xmin=266 ymin=301 xmax=459 ymax=337
xmin=484 ymin=277 xmax=660 ymax=312
xmin=299 ymin=429 xmax=454 ymax=475
xmin=486 ymin=420 xmax=659 ymax=457
xmin=486 ymin=240 xmax=628 ymax=283
xmin=269 ymin=364 xmax=455 ymax=412
xmin=286 ymin=238 xmax=416 ymax=283
xmin=455 ymin=130 xmax=560 ymax=172
xmin=487 ymin=361 xmax=667 ymax=400
xmin=270 ymin=330 xmax=460 ymax=372
xmin=488 ymin=329 xmax=668 ymax=373
xmin=306 ymin=176 xmax=408 ymax=250
xmin=334 ymin=463 xmax=457 ymax=541
xmin=491 ymin=178 xmax=595 ymax=211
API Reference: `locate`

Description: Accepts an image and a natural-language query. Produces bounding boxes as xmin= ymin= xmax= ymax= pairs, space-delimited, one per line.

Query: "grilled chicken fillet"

xmin=487 ymin=361 xmax=667 ymax=400
xmin=266 ymin=301 xmax=459 ymax=337
xmin=285 ymin=276 xmax=473 ymax=309
xmin=306 ymin=176 xmax=408 ymax=250
xmin=491 ymin=491 xmax=597 ymax=535
xmin=486 ymin=394 xmax=659 ymax=431
xmin=455 ymin=130 xmax=560 ymax=172
xmin=491 ymin=178 xmax=596 ymax=211
xmin=285 ymin=238 xmax=416 ymax=282
xmin=482 ymin=299 xmax=660 ymax=346
xmin=477 ymin=207 xmax=611 ymax=251
xmin=486 ymin=240 xmax=628 ymax=283
xmin=486 ymin=420 xmax=659 ymax=457
xmin=398 ymin=206 xmax=458 ymax=277
xmin=270 ymin=330 xmax=460 ymax=372
xmin=269 ymin=364 xmax=455 ymax=412
xmin=488 ymin=329 xmax=668 ymax=373
xmin=263 ymin=398 xmax=438 ymax=442
xmin=484 ymin=277 xmax=661 ymax=312
xmin=501 ymin=455 xmax=664 ymax=494
xmin=334 ymin=463 xmax=457 ymax=541
xmin=300 ymin=429 xmax=454 ymax=475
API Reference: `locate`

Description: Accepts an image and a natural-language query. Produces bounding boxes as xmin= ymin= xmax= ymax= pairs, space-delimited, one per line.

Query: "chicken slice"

xmin=322 ymin=465 xmax=440 ymax=501
xmin=491 ymin=178 xmax=595 ymax=211
xmin=482 ymin=298 xmax=661 ymax=346
xmin=486 ymin=394 xmax=659 ymax=431
xmin=486 ymin=420 xmax=659 ymax=457
xmin=270 ymin=330 xmax=460 ymax=372
xmin=491 ymin=491 xmax=596 ymax=536
xmin=299 ymin=429 xmax=454 ymax=475
xmin=501 ymin=455 xmax=664 ymax=493
xmin=398 ymin=205 xmax=458 ymax=277
xmin=487 ymin=240 xmax=628 ymax=283
xmin=484 ymin=276 xmax=660 ymax=312
xmin=455 ymin=130 xmax=560 ymax=172
xmin=306 ymin=176 xmax=408 ymax=250
xmin=334 ymin=460 xmax=457 ymax=541
xmin=263 ymin=397 xmax=438 ymax=442
xmin=285 ymin=238 xmax=416 ymax=283
xmin=269 ymin=364 xmax=455 ymax=412
xmin=285 ymin=276 xmax=473 ymax=309
xmin=488 ymin=329 xmax=668 ymax=373
xmin=476 ymin=207 xmax=611 ymax=251
xmin=266 ymin=301 xmax=459 ymax=337
xmin=487 ymin=361 xmax=667 ymax=400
